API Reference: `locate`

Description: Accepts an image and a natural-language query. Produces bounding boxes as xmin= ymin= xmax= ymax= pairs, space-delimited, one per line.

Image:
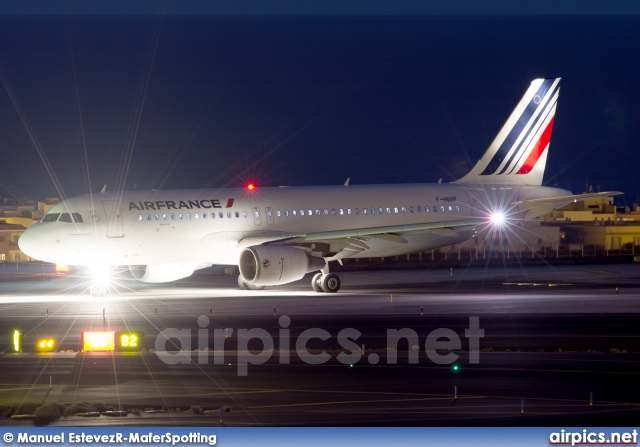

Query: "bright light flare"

xmin=89 ymin=265 xmax=113 ymax=286
xmin=490 ymin=212 xmax=506 ymax=226
xmin=246 ymin=183 xmax=256 ymax=191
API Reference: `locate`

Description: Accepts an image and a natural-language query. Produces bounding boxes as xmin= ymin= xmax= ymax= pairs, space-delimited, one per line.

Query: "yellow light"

xmin=83 ymin=331 xmax=115 ymax=351
xmin=37 ymin=339 xmax=55 ymax=352
xmin=55 ymin=263 xmax=69 ymax=273
xmin=13 ymin=330 xmax=21 ymax=352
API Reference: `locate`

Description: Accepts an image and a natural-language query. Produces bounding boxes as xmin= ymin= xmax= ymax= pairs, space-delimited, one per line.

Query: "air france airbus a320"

xmin=19 ymin=78 xmax=621 ymax=294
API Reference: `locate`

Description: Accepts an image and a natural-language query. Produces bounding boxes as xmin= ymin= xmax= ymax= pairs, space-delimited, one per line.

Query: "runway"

xmin=0 ymin=264 xmax=639 ymax=426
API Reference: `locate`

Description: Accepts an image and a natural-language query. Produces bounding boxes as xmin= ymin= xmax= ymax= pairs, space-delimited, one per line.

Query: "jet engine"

xmin=239 ymin=246 xmax=325 ymax=286
xmin=129 ymin=263 xmax=196 ymax=283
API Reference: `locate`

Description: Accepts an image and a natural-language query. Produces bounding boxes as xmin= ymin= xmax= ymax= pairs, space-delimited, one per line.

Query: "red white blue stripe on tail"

xmin=454 ymin=78 xmax=560 ymax=186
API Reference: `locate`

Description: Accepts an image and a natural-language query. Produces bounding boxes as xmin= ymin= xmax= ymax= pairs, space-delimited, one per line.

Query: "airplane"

xmin=18 ymin=78 xmax=622 ymax=295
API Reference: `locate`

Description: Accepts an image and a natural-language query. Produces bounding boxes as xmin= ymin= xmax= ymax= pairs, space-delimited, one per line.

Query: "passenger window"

xmin=195 ymin=213 xmax=199 ymax=219
xmin=380 ymin=208 xmax=385 ymax=214
xmin=424 ymin=206 xmax=429 ymax=213
xmin=316 ymin=210 xmax=320 ymax=216
xmin=220 ymin=212 xmax=224 ymax=218
xmin=355 ymin=208 xmax=359 ymax=215
xmin=324 ymin=209 xmax=328 ymax=215
xmin=138 ymin=214 xmax=143 ymax=221
xmin=433 ymin=206 xmax=437 ymax=213
xmin=308 ymin=209 xmax=312 ymax=216
xmin=363 ymin=208 xmax=367 ymax=215
xmin=410 ymin=207 xmax=414 ymax=213
xmin=394 ymin=207 xmax=398 ymax=214
xmin=440 ymin=206 xmax=445 ymax=212
xmin=235 ymin=211 xmax=239 ymax=218
xmin=268 ymin=210 xmax=273 ymax=218
xmin=417 ymin=206 xmax=422 ymax=213
xmin=456 ymin=205 xmax=460 ymax=211
xmin=147 ymin=214 xmax=151 ymax=221
xmin=179 ymin=213 xmax=183 ymax=219
xmin=448 ymin=206 xmax=452 ymax=212
xmin=227 ymin=212 xmax=232 ymax=218
xmin=277 ymin=210 xmax=281 ymax=217
xmin=293 ymin=210 xmax=297 ymax=216
xmin=371 ymin=208 xmax=375 ymax=214
xmin=300 ymin=210 xmax=304 ymax=216
xmin=59 ymin=213 xmax=72 ymax=223
xmin=171 ymin=213 xmax=175 ymax=220
xmin=210 ymin=212 xmax=215 ymax=219
xmin=203 ymin=212 xmax=207 ymax=219
xmin=348 ymin=208 xmax=352 ymax=215
xmin=402 ymin=207 xmax=406 ymax=213
xmin=332 ymin=209 xmax=336 ymax=215
xmin=155 ymin=214 xmax=159 ymax=220
xmin=243 ymin=211 xmax=248 ymax=218
xmin=42 ymin=213 xmax=60 ymax=222
xmin=340 ymin=209 xmax=344 ymax=215
xmin=162 ymin=213 xmax=167 ymax=220
xmin=187 ymin=213 xmax=191 ymax=220
xmin=285 ymin=210 xmax=289 ymax=217
xmin=254 ymin=210 xmax=259 ymax=218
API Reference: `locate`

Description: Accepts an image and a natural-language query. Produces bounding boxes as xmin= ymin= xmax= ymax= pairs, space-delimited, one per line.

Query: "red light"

xmin=247 ymin=183 xmax=255 ymax=191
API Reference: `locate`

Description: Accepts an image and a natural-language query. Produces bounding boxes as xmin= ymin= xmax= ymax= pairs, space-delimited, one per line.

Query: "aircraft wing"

xmin=237 ymin=218 xmax=485 ymax=253
xmin=510 ymin=191 xmax=623 ymax=219
xmin=301 ymin=218 xmax=484 ymax=242
xmin=510 ymin=191 xmax=623 ymax=207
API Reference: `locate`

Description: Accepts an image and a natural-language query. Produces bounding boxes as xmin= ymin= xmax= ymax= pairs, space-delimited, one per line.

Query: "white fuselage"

xmin=19 ymin=183 xmax=570 ymax=268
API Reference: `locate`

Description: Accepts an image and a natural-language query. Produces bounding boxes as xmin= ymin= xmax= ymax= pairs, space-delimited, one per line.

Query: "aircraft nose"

xmin=18 ymin=224 xmax=49 ymax=262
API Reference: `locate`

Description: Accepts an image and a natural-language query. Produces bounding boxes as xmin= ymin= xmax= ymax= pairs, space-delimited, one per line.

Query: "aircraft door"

xmin=102 ymin=201 xmax=124 ymax=238
xmin=252 ymin=207 xmax=262 ymax=226
xmin=265 ymin=207 xmax=274 ymax=225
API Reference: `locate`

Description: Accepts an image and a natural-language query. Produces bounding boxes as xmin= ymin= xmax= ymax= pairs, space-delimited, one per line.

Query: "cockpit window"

xmin=42 ymin=213 xmax=60 ymax=222
xmin=58 ymin=213 xmax=84 ymax=223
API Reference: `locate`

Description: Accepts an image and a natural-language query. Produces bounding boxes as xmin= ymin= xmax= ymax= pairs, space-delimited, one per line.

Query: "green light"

xmin=349 ymin=364 xmax=354 ymax=368
xmin=452 ymin=364 xmax=459 ymax=372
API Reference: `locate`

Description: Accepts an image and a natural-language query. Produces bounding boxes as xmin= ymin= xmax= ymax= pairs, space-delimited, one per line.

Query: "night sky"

xmin=0 ymin=5 xmax=639 ymax=205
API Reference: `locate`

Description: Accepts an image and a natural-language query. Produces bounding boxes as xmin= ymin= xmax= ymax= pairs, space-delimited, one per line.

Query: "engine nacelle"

xmin=129 ymin=263 xmax=196 ymax=283
xmin=239 ymin=246 xmax=325 ymax=286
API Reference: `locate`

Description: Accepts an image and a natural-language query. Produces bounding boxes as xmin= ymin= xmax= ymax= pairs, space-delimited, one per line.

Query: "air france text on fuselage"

xmin=129 ymin=199 xmax=234 ymax=211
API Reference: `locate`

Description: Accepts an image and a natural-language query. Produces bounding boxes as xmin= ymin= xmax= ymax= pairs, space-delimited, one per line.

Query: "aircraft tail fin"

xmin=453 ymin=78 xmax=560 ymax=186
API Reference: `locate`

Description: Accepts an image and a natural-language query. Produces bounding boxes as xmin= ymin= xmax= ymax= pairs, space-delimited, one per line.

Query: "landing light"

xmin=490 ymin=212 xmax=505 ymax=225
xmin=246 ymin=183 xmax=256 ymax=191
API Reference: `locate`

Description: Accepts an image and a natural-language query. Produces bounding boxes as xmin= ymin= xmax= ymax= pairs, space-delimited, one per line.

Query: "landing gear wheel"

xmin=311 ymin=273 xmax=323 ymax=292
xmin=321 ymin=273 xmax=341 ymax=293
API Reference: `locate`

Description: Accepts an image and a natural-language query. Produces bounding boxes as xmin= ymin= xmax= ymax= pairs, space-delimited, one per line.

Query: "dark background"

xmin=0 ymin=13 xmax=638 ymax=203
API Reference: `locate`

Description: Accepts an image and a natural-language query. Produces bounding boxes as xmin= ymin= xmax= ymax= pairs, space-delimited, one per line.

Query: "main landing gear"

xmin=311 ymin=272 xmax=341 ymax=293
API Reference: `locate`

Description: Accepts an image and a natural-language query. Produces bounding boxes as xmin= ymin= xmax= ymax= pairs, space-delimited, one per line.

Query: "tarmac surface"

xmin=0 ymin=263 xmax=639 ymax=426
